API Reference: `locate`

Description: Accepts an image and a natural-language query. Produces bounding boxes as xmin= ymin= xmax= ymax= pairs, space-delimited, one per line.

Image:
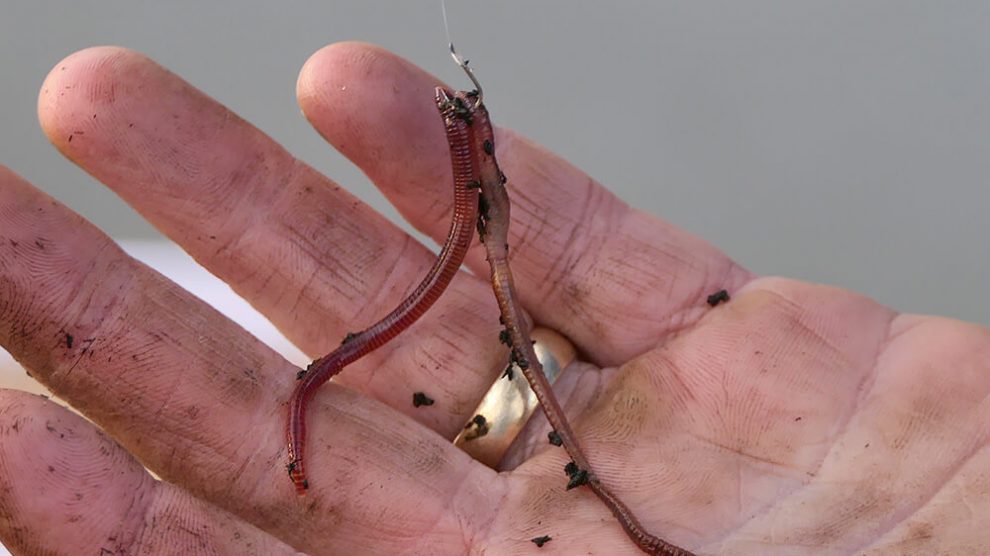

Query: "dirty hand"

xmin=2 ymin=43 xmax=988 ymax=555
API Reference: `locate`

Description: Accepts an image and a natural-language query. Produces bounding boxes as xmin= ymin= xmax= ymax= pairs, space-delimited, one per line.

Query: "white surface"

xmin=0 ymin=240 xmax=307 ymax=554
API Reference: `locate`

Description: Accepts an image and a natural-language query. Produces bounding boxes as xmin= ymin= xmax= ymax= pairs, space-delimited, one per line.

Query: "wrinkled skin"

xmin=1 ymin=43 xmax=988 ymax=556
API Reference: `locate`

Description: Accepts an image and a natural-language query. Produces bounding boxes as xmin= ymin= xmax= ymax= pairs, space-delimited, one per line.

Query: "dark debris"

xmin=706 ymin=289 xmax=730 ymax=307
xmin=412 ymin=392 xmax=435 ymax=407
xmin=531 ymin=535 xmax=552 ymax=548
xmin=564 ymin=461 xmax=589 ymax=490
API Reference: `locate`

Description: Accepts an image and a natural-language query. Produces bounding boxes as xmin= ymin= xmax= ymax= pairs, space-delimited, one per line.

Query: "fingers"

xmin=0 ymin=390 xmax=297 ymax=555
xmin=0 ymin=167 xmax=501 ymax=554
xmin=37 ymin=46 xmax=393 ymax=359
xmin=297 ymin=42 xmax=754 ymax=366
xmin=36 ymin=46 xmax=513 ymax=438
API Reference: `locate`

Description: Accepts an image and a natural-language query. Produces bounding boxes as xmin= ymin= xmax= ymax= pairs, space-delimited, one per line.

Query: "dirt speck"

xmin=706 ymin=289 xmax=730 ymax=307
xmin=412 ymin=392 xmax=435 ymax=408
xmin=531 ymin=535 xmax=552 ymax=547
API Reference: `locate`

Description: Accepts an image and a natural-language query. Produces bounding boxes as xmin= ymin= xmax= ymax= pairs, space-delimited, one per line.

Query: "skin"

xmin=0 ymin=42 xmax=988 ymax=555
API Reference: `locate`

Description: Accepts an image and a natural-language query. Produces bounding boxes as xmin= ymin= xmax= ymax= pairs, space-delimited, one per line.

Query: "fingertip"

xmin=295 ymin=41 xmax=446 ymax=178
xmin=297 ymin=41 xmax=435 ymax=113
xmin=297 ymin=41 xmax=388 ymax=111
xmin=38 ymin=46 xmax=148 ymax=154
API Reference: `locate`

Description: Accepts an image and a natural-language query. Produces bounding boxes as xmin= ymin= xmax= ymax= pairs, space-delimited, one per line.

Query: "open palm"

xmin=1 ymin=43 xmax=987 ymax=556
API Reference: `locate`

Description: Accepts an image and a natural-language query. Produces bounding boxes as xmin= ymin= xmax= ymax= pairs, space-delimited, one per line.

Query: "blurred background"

xmin=0 ymin=1 xmax=988 ymax=551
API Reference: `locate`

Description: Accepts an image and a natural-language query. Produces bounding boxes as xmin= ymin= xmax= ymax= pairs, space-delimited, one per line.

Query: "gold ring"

xmin=453 ymin=327 xmax=576 ymax=468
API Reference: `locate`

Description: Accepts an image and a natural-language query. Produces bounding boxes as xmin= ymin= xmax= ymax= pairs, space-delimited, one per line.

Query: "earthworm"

xmin=285 ymin=87 xmax=481 ymax=494
xmin=468 ymin=94 xmax=694 ymax=556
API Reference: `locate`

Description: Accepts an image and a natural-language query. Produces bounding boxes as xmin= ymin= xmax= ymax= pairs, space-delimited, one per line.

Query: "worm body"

xmin=286 ymin=88 xmax=482 ymax=494
xmin=470 ymin=101 xmax=694 ymax=556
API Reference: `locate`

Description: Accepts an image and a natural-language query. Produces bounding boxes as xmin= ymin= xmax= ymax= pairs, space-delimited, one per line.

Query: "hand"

xmin=2 ymin=43 xmax=987 ymax=555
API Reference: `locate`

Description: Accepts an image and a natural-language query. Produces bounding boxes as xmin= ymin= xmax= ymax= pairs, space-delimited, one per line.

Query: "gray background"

xmin=1 ymin=1 xmax=987 ymax=325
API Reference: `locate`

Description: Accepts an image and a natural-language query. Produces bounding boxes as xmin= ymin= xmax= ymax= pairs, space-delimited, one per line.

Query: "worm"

xmin=467 ymin=89 xmax=694 ymax=556
xmin=285 ymin=88 xmax=481 ymax=494
xmin=285 ymin=77 xmax=693 ymax=555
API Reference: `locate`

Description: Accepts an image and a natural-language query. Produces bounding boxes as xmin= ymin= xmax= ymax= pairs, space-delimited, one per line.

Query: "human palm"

xmin=1 ymin=43 xmax=987 ymax=555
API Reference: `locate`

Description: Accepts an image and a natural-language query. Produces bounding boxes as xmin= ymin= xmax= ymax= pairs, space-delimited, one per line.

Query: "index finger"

xmin=297 ymin=43 xmax=755 ymax=366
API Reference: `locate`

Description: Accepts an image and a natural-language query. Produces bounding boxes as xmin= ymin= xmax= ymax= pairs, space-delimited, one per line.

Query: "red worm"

xmin=469 ymin=94 xmax=694 ymax=556
xmin=286 ymin=88 xmax=482 ymax=494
